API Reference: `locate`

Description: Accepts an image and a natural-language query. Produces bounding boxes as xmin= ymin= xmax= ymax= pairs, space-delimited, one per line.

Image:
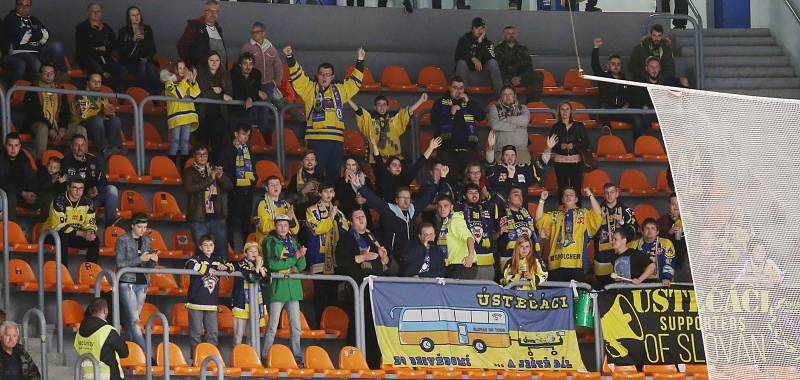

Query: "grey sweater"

xmin=115 ymin=232 xmax=156 ymax=284
xmin=488 ymin=104 xmax=530 ymax=155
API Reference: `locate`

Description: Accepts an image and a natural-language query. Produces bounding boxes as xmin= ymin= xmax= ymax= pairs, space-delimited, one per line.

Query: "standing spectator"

xmin=286 ymin=150 xmax=323 ymax=197
xmin=628 ymin=218 xmax=676 ymax=286
xmin=548 ymin=101 xmax=590 ymax=198
xmin=628 ymin=24 xmax=675 ymax=79
xmin=72 ymin=73 xmax=126 ymax=158
xmin=659 ymin=0 xmax=689 ymax=29
xmin=183 ymin=144 xmax=233 ymax=259
xmin=3 ymin=0 xmax=65 ymax=85
xmin=334 ymin=157 xmax=373 ymax=222
xmin=43 ymin=178 xmax=99 ymax=265
xmin=460 ymin=183 xmax=497 ymax=281
xmin=431 ymin=76 xmax=485 ymax=179
xmin=262 ymin=215 xmax=306 ymax=364
xmin=230 ymin=52 xmax=269 ymax=134
xmin=283 ymin=45 xmax=365 ymax=180
xmin=535 ymin=188 xmax=602 ymax=282
xmin=115 ymin=213 xmax=157 ymax=352
xmin=494 ymin=26 xmax=544 ymax=102
xmin=219 ymin=124 xmax=256 ymax=250
xmin=34 ymin=156 xmax=65 ymax=218
xmin=371 ymin=136 xmax=440 ymax=202
xmin=658 ymin=193 xmax=690 ymax=282
xmin=629 ymin=57 xmax=687 ymax=142
xmin=0 ymin=321 xmax=41 ymax=380
xmin=117 ymin=6 xmax=160 ymax=95
xmin=497 ymin=187 xmax=541 ymax=268
xmin=487 ymin=87 xmax=531 ymax=164
xmin=591 ymin=37 xmax=631 ymax=129
xmin=74 ymin=298 xmax=128 ymax=380
xmin=594 ymin=183 xmax=637 ymax=287
xmin=177 ymin=0 xmax=226 ymax=69
xmin=305 ymin=182 xmax=349 ymax=275
xmin=461 ymin=163 xmax=491 ymax=203
xmin=23 ymin=63 xmax=85 ymax=160
xmin=1 ymin=133 xmax=37 ymax=219
xmin=185 ymin=235 xmax=234 ymax=357
xmin=254 ymin=175 xmax=298 ymax=244
xmin=348 ymin=93 xmax=428 ymax=163
xmin=454 ymin=17 xmax=502 ymax=95
xmin=60 ymin=134 xmax=119 ymax=225
xmin=74 ymin=3 xmax=127 ymax=92
xmin=161 ymin=60 xmax=200 ymax=167
xmin=612 ymin=226 xmax=656 ymax=284
xmin=485 ymin=131 xmax=555 ymax=204
xmin=231 ymin=241 xmax=268 ymax=345
xmin=435 ymin=195 xmax=476 ymax=279
xmin=400 ymin=223 xmax=446 ymax=277
xmin=500 ymin=235 xmax=547 ymax=290
xmin=196 ymin=50 xmax=232 ymax=159
xmin=335 ymin=209 xmax=393 ymax=283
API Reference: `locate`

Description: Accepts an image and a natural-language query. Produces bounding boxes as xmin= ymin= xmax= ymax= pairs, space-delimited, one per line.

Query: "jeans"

xmin=81 ymin=115 xmax=123 ymax=154
xmin=78 ymin=56 xmax=128 ymax=92
xmin=168 ymin=124 xmax=192 ymax=156
xmin=188 ymin=219 xmax=228 ymax=259
xmin=3 ymin=41 xmax=65 ymax=85
xmin=455 ymin=59 xmax=503 ymax=95
xmin=263 ymin=300 xmax=302 ymax=361
xmin=119 ymin=282 xmax=148 ymax=351
xmin=233 ymin=317 xmax=250 ymax=345
xmin=308 ymin=140 xmax=344 ymax=182
xmin=90 ymin=184 xmax=119 ymax=222
xmin=188 ymin=308 xmax=218 ymax=357
xmin=124 ymin=59 xmax=162 ymax=95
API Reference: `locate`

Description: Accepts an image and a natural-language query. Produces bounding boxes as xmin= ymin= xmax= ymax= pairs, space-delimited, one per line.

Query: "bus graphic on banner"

xmin=390 ymin=306 xmax=511 ymax=353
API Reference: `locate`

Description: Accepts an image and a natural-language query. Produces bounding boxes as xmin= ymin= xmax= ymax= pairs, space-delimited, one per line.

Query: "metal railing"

xmin=280 ymin=104 xmax=307 ymax=175
xmin=784 ymin=0 xmax=800 ymax=24
xmin=36 ymin=229 xmax=64 ymax=353
xmin=644 ymin=14 xmax=704 ymax=89
xmin=144 ymin=311 xmax=170 ymax=380
xmin=21 ymin=308 xmax=47 ymax=380
xmin=74 ymin=352 xmax=101 ymax=380
xmin=137 ymin=96 xmax=282 ymax=175
xmin=92 ymin=268 xmax=116 ymax=297
xmin=199 ymin=355 xmax=225 ymax=380
xmin=0 ymin=188 xmax=8 ymax=310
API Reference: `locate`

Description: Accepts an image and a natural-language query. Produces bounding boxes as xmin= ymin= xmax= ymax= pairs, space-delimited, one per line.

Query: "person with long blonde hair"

xmin=501 ymin=235 xmax=547 ymax=290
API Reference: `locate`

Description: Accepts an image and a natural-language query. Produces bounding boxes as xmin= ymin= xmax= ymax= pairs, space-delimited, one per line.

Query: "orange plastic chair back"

xmin=417 ymin=66 xmax=448 ymax=89
xmin=108 ymin=155 xmax=139 ymax=177
xmin=573 ymin=373 xmax=602 ymax=380
xmin=339 ymin=346 xmax=369 ymax=370
xmin=77 ymin=261 xmax=110 ymax=290
xmin=563 ymin=68 xmax=593 ymax=89
xmin=120 ymin=341 xmax=146 ymax=368
xmin=619 ymin=169 xmax=654 ymax=193
xmin=149 ymin=156 xmax=180 ymax=180
xmin=644 ymin=364 xmax=678 ymax=374
xmin=346 ymin=65 xmax=377 ymax=85
xmin=343 ymin=129 xmax=366 ymax=155
xmin=143 ymin=122 xmax=165 ymax=144
xmin=268 ymin=344 xmax=299 ymax=369
xmin=121 ymin=190 xmax=151 ymax=214
xmin=321 ymin=306 xmax=349 ymax=338
xmin=152 ymin=191 xmax=183 ymax=219
xmin=8 ymin=259 xmax=36 ymax=286
xmin=232 ymin=343 xmax=264 ymax=369
xmin=44 ymin=261 xmax=78 ymax=286
xmin=172 ymin=230 xmax=196 ymax=254
xmin=170 ymin=303 xmax=189 ymax=331
xmin=62 ymin=299 xmax=84 ymax=327
xmin=2 ymin=221 xmax=29 ymax=246
xmin=652 ymin=374 xmax=686 ymax=380
xmin=583 ymin=169 xmax=611 ymax=194
xmin=103 ymin=226 xmax=126 ymax=249
xmin=11 ymin=80 xmax=30 ymax=106
xmin=633 ymin=204 xmax=660 ymax=223
xmin=194 ymin=342 xmax=225 ymax=369
xmin=381 ymin=65 xmax=413 ymax=86
xmin=41 ymin=149 xmax=64 ymax=167
xmin=597 ymin=135 xmax=629 ymax=156
xmin=140 ymin=303 xmax=163 ymax=327
xmin=280 ymin=308 xmax=311 ymax=330
xmin=634 ymin=135 xmax=667 ymax=156
xmin=304 ymin=345 xmax=335 ymax=370
xmin=612 ymin=373 xmax=645 ymax=380
xmin=256 ymin=160 xmax=284 ymax=186
xmin=157 ymin=342 xmax=190 ymax=368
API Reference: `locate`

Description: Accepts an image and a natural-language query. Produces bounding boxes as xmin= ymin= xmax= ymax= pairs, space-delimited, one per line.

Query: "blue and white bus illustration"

xmin=390 ymin=306 xmax=511 ymax=353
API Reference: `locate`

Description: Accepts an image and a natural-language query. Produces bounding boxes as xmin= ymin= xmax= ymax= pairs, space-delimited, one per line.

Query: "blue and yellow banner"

xmin=370 ymin=282 xmax=586 ymax=371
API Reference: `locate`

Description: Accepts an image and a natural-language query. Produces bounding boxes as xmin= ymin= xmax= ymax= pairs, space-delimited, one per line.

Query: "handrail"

xmin=36 ymin=229 xmax=63 ymax=353
xmin=0 ymin=188 xmax=8 ymax=310
xmin=144 ymin=311 xmax=170 ymax=380
xmin=269 ymin=272 xmax=362 ymax=352
xmin=74 ymin=353 xmax=101 ymax=380
xmin=0 ymin=87 xmax=5 ymax=138
xmin=22 ymin=308 xmax=48 ymax=380
xmin=280 ymin=104 xmax=307 ymax=176
xmin=687 ymin=0 xmax=704 ymax=28
xmin=502 ymin=280 xmax=593 ymax=290
xmin=644 ymin=14 xmax=704 ymax=89
xmin=138 ymin=95 xmax=281 ymax=175
xmin=604 ymin=282 xmax=694 ymax=290
xmin=784 ymin=0 xmax=800 ymax=25
xmin=198 ymin=354 xmax=225 ymax=380
xmin=93 ymin=268 xmax=116 ymax=297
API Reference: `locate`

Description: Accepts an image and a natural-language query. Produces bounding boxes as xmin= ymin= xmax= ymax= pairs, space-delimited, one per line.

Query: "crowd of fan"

xmin=0 ymin=0 xmax=695 ymax=378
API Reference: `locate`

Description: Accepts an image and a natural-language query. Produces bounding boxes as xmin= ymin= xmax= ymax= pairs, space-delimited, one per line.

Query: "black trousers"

xmin=661 ymin=0 xmax=689 ymax=28
xmin=553 ymin=162 xmax=584 ymax=199
xmin=52 ymin=230 xmax=100 ymax=266
xmin=445 ymin=264 xmax=477 ymax=280
xmin=548 ymin=268 xmax=587 ymax=283
xmin=227 ymin=186 xmax=255 ymax=250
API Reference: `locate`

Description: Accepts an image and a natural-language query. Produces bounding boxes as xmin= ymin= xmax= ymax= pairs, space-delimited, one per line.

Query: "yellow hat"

xmin=243 ymin=241 xmax=260 ymax=254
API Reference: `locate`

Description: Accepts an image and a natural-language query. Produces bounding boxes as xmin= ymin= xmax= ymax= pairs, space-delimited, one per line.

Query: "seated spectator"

xmin=497 ymin=187 xmax=540 ymax=267
xmin=461 ymin=162 xmax=491 ymax=203
xmin=0 ymin=321 xmax=41 ymax=380
xmin=231 ymin=241 xmax=268 ymax=345
xmin=3 ymin=0 xmax=65 ymax=86
xmin=74 ymin=298 xmax=128 ymax=380
xmin=336 ymin=209 xmax=394 ymax=283
xmin=73 ymin=73 xmax=127 ymax=158
xmin=1 ymin=133 xmax=37 ymax=219
xmin=454 ymin=17 xmax=502 ymax=95
xmin=401 ymin=222 xmax=446 ymax=277
xmin=43 ymin=178 xmax=99 ymax=265
xmin=334 ymin=157 xmax=374 ymax=223
xmin=494 ymin=26 xmax=544 ymax=102
xmin=254 ymin=175 xmax=299 ymax=244
xmin=735 ymin=239 xmax=782 ymax=286
xmin=371 ymin=136 xmax=440 ymax=202
xmin=591 ymin=37 xmax=631 ymax=129
xmin=594 ymin=183 xmax=637 ymax=287
xmin=348 ymin=93 xmax=428 ymax=163
xmin=431 ymin=76 xmax=485 ymax=179
xmin=658 ymin=193 xmax=690 ymax=282
xmin=74 ymin=3 xmax=127 ymax=92
xmin=262 ymin=215 xmax=306 ymax=363
xmin=535 ymin=188 xmax=602 ymax=283
xmin=161 ymin=60 xmax=200 ymax=167
xmin=34 ymin=156 xmax=65 ymax=218
xmin=61 ymin=133 xmax=119 ymax=224
xmin=185 ymin=235 xmax=234 ymax=357
xmin=501 ymin=235 xmax=547 ymax=290
xmin=628 ymin=218 xmax=675 ymax=286
xmin=460 ymin=183 xmax=498 ymax=280
xmin=436 ymin=195 xmax=477 ymax=279
xmin=219 ymin=124 xmax=256 ymax=250
xmin=196 ymin=50 xmax=232 ymax=159
xmin=287 ymin=150 xmax=323 ymax=198
xmin=231 ymin=52 xmax=269 ymax=135
xmin=117 ymin=6 xmax=160 ymax=95
xmin=485 ymin=131 xmax=554 ymax=204
xmin=629 ymin=56 xmax=687 ymax=142
xmin=488 ymin=86 xmax=531 ymax=163
xmin=115 ymin=213 xmax=157 ymax=352
xmin=549 ymin=101 xmax=590 ymax=198
xmin=177 ymin=0 xmax=227 ymax=69
xmin=183 ymin=144 xmax=233 ymax=259
xmin=23 ymin=63 xmax=85 ymax=160
xmin=628 ymin=24 xmax=675 ymax=79
xmin=612 ymin=226 xmax=656 ymax=285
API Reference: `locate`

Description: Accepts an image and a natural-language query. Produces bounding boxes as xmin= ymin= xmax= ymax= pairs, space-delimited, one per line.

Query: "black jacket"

xmin=0 ymin=344 xmax=41 ymax=380
xmin=400 ymin=239 xmax=446 ymax=277
xmin=77 ymin=316 xmax=128 ymax=380
xmin=454 ymin=32 xmax=496 ymax=70
xmin=4 ymin=10 xmax=48 ymax=54
xmin=371 ymin=155 xmax=427 ymax=203
xmin=74 ymin=20 xmax=116 ymax=65
xmin=335 ymin=229 xmax=395 ymax=283
xmin=218 ymin=141 xmax=255 ymax=188
xmin=116 ymin=24 xmax=156 ymax=64
xmin=1 ymin=152 xmax=36 ymax=195
xmin=230 ymin=66 xmax=262 ymax=116
xmin=61 ymin=152 xmax=107 ymax=190
xmin=591 ymin=47 xmax=631 ymax=109
xmin=176 ymin=17 xmax=225 ymax=68
xmin=23 ymin=87 xmax=72 ymax=132
xmin=334 ymin=175 xmax=374 ymax=221
xmin=629 ymin=73 xmax=685 ymax=109
xmin=549 ymin=121 xmax=590 ymax=156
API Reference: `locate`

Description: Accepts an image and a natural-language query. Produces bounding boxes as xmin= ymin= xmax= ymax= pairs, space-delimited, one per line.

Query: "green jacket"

xmin=494 ymin=41 xmax=533 ymax=81
xmin=263 ymin=231 xmax=307 ymax=302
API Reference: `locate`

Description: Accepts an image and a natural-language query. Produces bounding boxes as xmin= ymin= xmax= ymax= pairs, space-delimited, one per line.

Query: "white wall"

xmin=751 ymin=0 xmax=800 ymax=76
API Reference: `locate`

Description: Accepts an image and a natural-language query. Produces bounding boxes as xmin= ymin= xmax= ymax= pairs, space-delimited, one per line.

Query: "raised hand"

xmin=428 ymin=136 xmax=442 ymax=151
xmin=540 ymin=190 xmax=549 ymax=201
xmin=583 ymin=187 xmax=593 ymax=197
xmin=283 ymin=46 xmax=293 ymax=56
xmin=357 ymin=47 xmax=366 ymax=61
xmin=546 ymin=134 xmax=558 ymax=149
xmin=487 ymin=130 xmax=496 ymax=149
xmin=440 ymin=165 xmax=450 ymax=178
xmin=593 ymin=37 xmax=603 ymax=48
xmin=419 ymin=93 xmax=428 ymax=102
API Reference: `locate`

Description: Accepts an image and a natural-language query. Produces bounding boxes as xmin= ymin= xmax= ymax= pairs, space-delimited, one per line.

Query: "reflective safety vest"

xmin=74 ymin=324 xmax=124 ymax=379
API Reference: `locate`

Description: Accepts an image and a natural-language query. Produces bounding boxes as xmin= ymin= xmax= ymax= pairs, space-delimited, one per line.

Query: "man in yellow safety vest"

xmin=74 ymin=298 xmax=129 ymax=380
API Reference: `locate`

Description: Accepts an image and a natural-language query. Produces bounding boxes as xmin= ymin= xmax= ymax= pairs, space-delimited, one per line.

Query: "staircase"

xmin=673 ymin=28 xmax=800 ymax=99
xmin=25 ymin=336 xmax=73 ymax=379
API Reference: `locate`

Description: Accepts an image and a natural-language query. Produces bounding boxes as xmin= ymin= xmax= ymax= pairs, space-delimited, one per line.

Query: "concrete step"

xmin=703 ymin=55 xmax=791 ymax=67
xmin=47 ymin=365 xmax=74 ymax=379
xmin=670 ymin=28 xmax=771 ymax=37
xmin=705 ymin=66 xmax=796 ymax=77
xmin=678 ymin=36 xmax=777 ymax=46
xmin=706 ymin=77 xmax=800 ymax=89
xmin=719 ymin=88 xmax=800 ymax=99
xmin=682 ymin=45 xmax=783 ymax=56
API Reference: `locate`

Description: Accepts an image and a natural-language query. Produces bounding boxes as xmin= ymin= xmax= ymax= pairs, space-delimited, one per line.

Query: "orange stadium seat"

xmin=528 ymin=134 xmax=548 ymax=156
xmin=527 ymin=101 xmax=553 ymax=126
xmin=255 ymin=160 xmax=284 ymax=187
xmin=250 ymin=128 xmax=273 ymax=154
xmin=613 ymin=365 xmax=639 ymax=373
xmin=232 ymin=344 xmax=279 ymax=377
xmin=149 ymin=229 xmax=186 ymax=259
xmin=119 ymin=190 xmax=152 ymax=219
xmin=569 ymin=101 xmax=598 ymax=128
xmin=419 ymin=131 xmax=434 ymax=154
xmin=338 ymin=346 xmax=385 ymax=378
xmin=277 ymin=308 xmax=325 ymax=338
xmin=619 ymin=169 xmax=657 ymax=195
xmin=467 ymin=83 xmax=493 ymax=94
xmin=500 ymin=370 xmax=534 ymax=380
xmin=415 ymin=99 xmax=433 ymax=126
xmin=381 ymin=65 xmax=418 ymax=92
xmin=140 ymin=302 xmax=181 ymax=334
xmin=62 ymin=299 xmax=85 ymax=331
xmin=611 ymin=120 xmax=632 ymax=130
xmin=44 ymin=261 xmax=90 ymax=293
xmin=596 ymin=135 xmax=635 ymax=161
xmin=633 ymin=204 xmax=660 ymax=222
xmin=8 ymin=259 xmax=38 ymax=291
xmin=321 ymin=306 xmax=349 ymax=338
xmin=217 ymin=305 xmax=234 ymax=335
xmin=78 ymin=261 xmax=112 ymax=293
xmin=573 ymin=373 xmax=602 ymax=380
xmin=417 ymin=66 xmax=448 ymax=92
xmin=1 ymin=221 xmax=38 ymax=252
xmin=218 ymin=276 xmax=234 ymax=297
xmin=305 ymin=345 xmax=352 ymax=377
xmin=382 ymin=363 xmax=427 ymax=379
xmin=152 ymin=191 xmax=186 ymax=221
xmin=143 ymin=122 xmax=170 ymax=150
xmin=345 ymin=65 xmax=381 ymax=91
xmin=343 ymin=129 xmax=367 ymax=156
xmin=64 ymin=57 xmax=84 ymax=78
xmin=41 ymin=149 xmax=64 ymax=167
xmin=681 ymin=364 xmax=708 ymax=377
xmin=10 ymin=80 xmax=30 ymax=107
xmin=634 ymin=135 xmax=668 ymax=162
xmin=538 ymin=373 xmax=568 ymax=380
xmin=21 ymin=148 xmax=37 ymax=171
xmin=656 ymin=170 xmax=671 ymax=193
xmin=563 ymin=68 xmax=598 ymax=95
xmin=272 ymin=128 xmax=305 ymax=155
xmin=583 ymin=169 xmax=611 ymax=195
xmin=268 ymin=344 xmax=315 ymax=377
xmin=172 ymin=230 xmax=196 ymax=256
xmin=536 ymin=69 xmax=565 ymax=95
xmin=107 ymin=155 xmax=152 ymax=183
xmin=170 ymin=303 xmax=189 ymax=334
xmin=652 ymin=374 xmax=685 ymax=380
xmin=194 ymin=342 xmax=242 ymax=377
xmin=149 ymin=156 xmax=182 ymax=185
xmin=100 ymin=226 xmax=125 ymax=256
xmin=612 ymin=373 xmax=645 ymax=380
xmin=127 ymin=87 xmax=166 ymax=115
xmin=157 ymin=342 xmax=200 ymax=376
xmin=644 ymin=365 xmax=679 ymax=374
xmin=150 ymin=266 xmax=185 ymax=296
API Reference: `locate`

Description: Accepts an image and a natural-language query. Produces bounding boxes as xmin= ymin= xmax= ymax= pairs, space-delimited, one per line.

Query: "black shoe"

xmin=403 ymin=0 xmax=412 ymax=12
xmin=586 ymin=5 xmax=602 ymax=11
